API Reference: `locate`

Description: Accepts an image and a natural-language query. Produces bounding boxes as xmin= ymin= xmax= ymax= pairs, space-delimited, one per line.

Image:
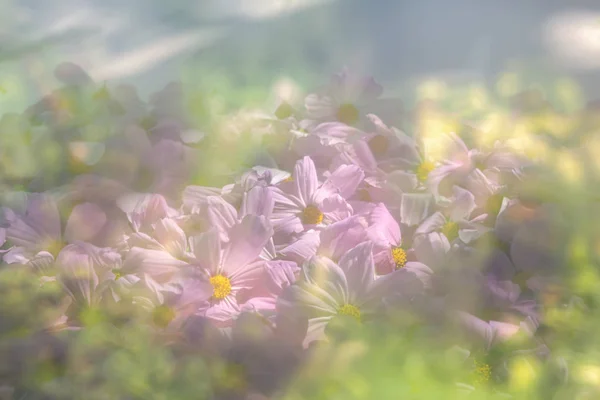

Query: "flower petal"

xmin=318 ymin=216 xmax=368 ymax=261
xmin=64 ymin=203 xmax=107 ymax=243
xmin=241 ymin=186 xmax=274 ymax=219
xmin=293 ymin=156 xmax=319 ymax=205
xmin=400 ymin=193 xmax=433 ymax=226
xmin=366 ymin=203 xmax=400 ymax=246
xmin=338 ymin=241 xmax=375 ymax=303
xmin=190 ymin=229 xmax=221 ymax=274
xmin=153 ymin=218 xmax=187 ymax=257
xmin=302 ymin=256 xmax=349 ymax=306
xmin=122 ymin=247 xmax=187 ymax=283
xmin=222 ymin=215 xmax=273 ymax=275
xmin=316 ymin=164 xmax=364 ymax=201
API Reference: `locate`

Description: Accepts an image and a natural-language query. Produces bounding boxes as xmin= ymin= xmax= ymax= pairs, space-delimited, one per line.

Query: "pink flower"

xmin=271 ymin=156 xmax=362 ymax=236
xmin=278 ymin=242 xmax=431 ymax=345
xmin=189 ymin=215 xmax=274 ymax=324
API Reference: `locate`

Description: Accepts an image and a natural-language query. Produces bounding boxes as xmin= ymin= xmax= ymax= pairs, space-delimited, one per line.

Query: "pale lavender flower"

xmin=2 ymin=193 xmax=107 ymax=266
xmin=188 ymin=215 xmax=274 ymax=325
xmin=304 ymin=69 xmax=403 ymax=129
xmin=132 ymin=274 xmax=212 ymax=331
xmin=271 ymin=156 xmax=361 ymax=236
xmin=278 ymin=242 xmax=430 ymax=345
xmin=55 ymin=242 xmax=121 ymax=321
xmin=414 ymin=185 xmax=490 ymax=244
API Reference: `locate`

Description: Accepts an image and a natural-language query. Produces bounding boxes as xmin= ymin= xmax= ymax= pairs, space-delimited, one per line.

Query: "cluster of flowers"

xmin=0 ymin=64 xmax=565 ymax=397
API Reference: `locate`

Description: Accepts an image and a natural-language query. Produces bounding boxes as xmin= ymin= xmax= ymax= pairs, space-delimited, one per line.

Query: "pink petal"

xmin=24 ymin=194 xmax=61 ymax=240
xmin=316 ymin=164 xmax=364 ymax=202
xmin=293 ymin=156 xmax=319 ymax=205
xmin=320 ymin=194 xmax=353 ymax=223
xmin=338 ymin=241 xmax=375 ymax=303
xmin=413 ymin=232 xmax=450 ymax=271
xmin=302 ymin=256 xmax=349 ymax=306
xmin=449 ymin=186 xmax=476 ymax=221
xmin=400 ymin=193 xmax=433 ymax=226
xmin=64 ymin=203 xmax=107 ymax=243
xmin=153 ymin=218 xmax=187 ymax=257
xmin=278 ymin=230 xmax=320 ymax=264
xmin=190 ymin=229 xmax=221 ymax=274
xmin=222 ymin=215 xmax=273 ymax=276
xmin=318 ymin=216 xmax=367 ymax=261
xmin=366 ymin=203 xmax=400 ymax=246
xmin=122 ymin=247 xmax=187 ymax=283
xmin=205 ymin=196 xmax=238 ymax=240
xmin=415 ymin=212 xmax=446 ymax=236
xmin=241 ymin=186 xmax=274 ymax=219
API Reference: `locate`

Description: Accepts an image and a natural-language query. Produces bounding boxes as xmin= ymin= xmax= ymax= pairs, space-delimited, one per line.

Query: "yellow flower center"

xmin=357 ymin=188 xmax=372 ymax=202
xmin=274 ymin=101 xmax=294 ymax=120
xmin=336 ymin=103 xmax=360 ymax=125
xmin=442 ymin=221 xmax=459 ymax=241
xmin=301 ymin=205 xmax=324 ymax=225
xmin=112 ymin=269 xmax=123 ymax=280
xmin=152 ymin=305 xmax=176 ymax=328
xmin=416 ymin=160 xmax=435 ymax=182
xmin=210 ymin=274 xmax=232 ymax=300
xmin=472 ymin=360 xmax=492 ymax=385
xmin=42 ymin=238 xmax=66 ymax=257
xmin=338 ymin=304 xmax=361 ymax=322
xmin=391 ymin=246 xmax=407 ymax=269
xmin=283 ymin=175 xmax=294 ymax=183
xmin=368 ymin=134 xmax=390 ymax=156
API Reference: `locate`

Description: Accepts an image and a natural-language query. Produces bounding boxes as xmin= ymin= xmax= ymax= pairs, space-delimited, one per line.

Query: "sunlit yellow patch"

xmin=416 ymin=161 xmax=435 ymax=183
xmin=210 ymin=274 xmax=232 ymax=300
xmin=417 ymin=79 xmax=447 ymax=101
xmin=496 ymin=72 xmax=521 ymax=97
xmin=575 ymin=364 xmax=600 ymax=387
xmin=554 ymin=78 xmax=583 ymax=114
xmin=302 ymin=205 xmax=324 ymax=225
xmin=338 ymin=304 xmax=361 ymax=322
xmin=466 ymin=84 xmax=488 ymax=111
xmin=391 ymin=246 xmax=407 ymax=269
xmin=442 ymin=221 xmax=459 ymax=241
xmin=152 ymin=304 xmax=175 ymax=328
xmin=555 ymin=148 xmax=584 ymax=184
xmin=509 ymin=356 xmax=539 ymax=391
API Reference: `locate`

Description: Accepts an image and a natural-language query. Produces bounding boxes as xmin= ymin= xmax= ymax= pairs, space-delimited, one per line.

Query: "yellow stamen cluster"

xmin=152 ymin=305 xmax=176 ymax=328
xmin=368 ymin=134 xmax=390 ymax=156
xmin=338 ymin=304 xmax=361 ymax=322
xmin=112 ymin=269 xmax=123 ymax=281
xmin=391 ymin=246 xmax=407 ymax=269
xmin=442 ymin=221 xmax=459 ymax=241
xmin=43 ymin=238 xmax=66 ymax=258
xmin=357 ymin=188 xmax=372 ymax=202
xmin=283 ymin=175 xmax=294 ymax=183
xmin=210 ymin=274 xmax=232 ymax=300
xmin=336 ymin=103 xmax=360 ymax=125
xmin=416 ymin=160 xmax=435 ymax=182
xmin=301 ymin=205 xmax=324 ymax=225
xmin=473 ymin=360 xmax=492 ymax=385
